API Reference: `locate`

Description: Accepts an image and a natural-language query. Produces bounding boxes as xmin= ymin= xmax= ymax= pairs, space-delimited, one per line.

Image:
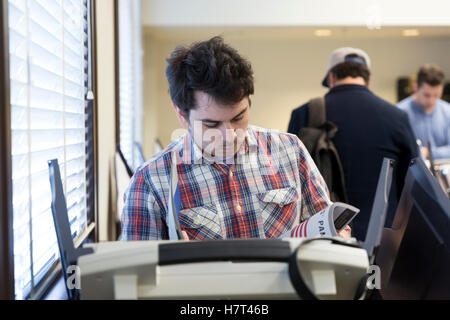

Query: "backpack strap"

xmin=307 ymin=97 xmax=326 ymax=128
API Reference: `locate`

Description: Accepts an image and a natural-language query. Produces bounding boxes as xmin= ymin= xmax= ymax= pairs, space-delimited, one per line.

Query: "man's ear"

xmin=328 ymin=72 xmax=335 ymax=88
xmin=413 ymin=81 xmax=418 ymax=93
xmin=173 ymin=104 xmax=189 ymax=129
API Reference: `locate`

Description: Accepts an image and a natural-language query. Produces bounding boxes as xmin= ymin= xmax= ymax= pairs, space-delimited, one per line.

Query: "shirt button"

xmin=230 ymin=171 xmax=234 ymax=178
xmin=236 ymin=205 xmax=241 ymax=213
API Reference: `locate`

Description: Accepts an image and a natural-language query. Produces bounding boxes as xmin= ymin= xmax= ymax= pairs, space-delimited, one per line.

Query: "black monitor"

xmin=376 ymin=157 xmax=450 ymax=299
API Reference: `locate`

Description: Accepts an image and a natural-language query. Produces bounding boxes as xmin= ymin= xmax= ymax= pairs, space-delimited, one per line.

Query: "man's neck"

xmin=412 ymin=95 xmax=436 ymax=114
xmin=333 ymin=77 xmax=367 ymax=87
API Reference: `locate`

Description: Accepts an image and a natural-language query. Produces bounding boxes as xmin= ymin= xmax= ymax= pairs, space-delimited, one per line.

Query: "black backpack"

xmin=298 ymin=97 xmax=348 ymax=203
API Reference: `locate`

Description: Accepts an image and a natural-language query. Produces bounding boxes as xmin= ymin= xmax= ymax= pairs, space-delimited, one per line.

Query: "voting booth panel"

xmin=377 ymin=158 xmax=450 ymax=299
xmin=49 ymin=158 xmax=401 ymax=300
xmin=77 ymin=238 xmax=369 ymax=300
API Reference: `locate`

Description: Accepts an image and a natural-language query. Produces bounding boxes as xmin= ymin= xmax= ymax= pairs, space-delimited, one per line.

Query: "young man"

xmin=397 ymin=64 xmax=450 ymax=159
xmin=120 ymin=37 xmax=349 ymax=240
xmin=288 ymin=47 xmax=418 ymax=241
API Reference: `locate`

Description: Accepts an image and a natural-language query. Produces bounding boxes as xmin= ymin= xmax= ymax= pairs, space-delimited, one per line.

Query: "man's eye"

xmin=204 ymin=123 xmax=219 ymax=128
xmin=232 ymin=117 xmax=243 ymax=122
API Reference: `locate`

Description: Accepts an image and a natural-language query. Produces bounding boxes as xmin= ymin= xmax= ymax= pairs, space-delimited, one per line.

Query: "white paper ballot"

xmin=167 ymin=151 xmax=183 ymax=240
xmin=293 ymin=202 xmax=359 ymax=238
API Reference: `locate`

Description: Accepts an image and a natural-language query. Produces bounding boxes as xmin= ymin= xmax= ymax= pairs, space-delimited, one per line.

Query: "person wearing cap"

xmin=287 ymin=47 xmax=418 ymax=241
xmin=397 ymin=64 xmax=450 ymax=160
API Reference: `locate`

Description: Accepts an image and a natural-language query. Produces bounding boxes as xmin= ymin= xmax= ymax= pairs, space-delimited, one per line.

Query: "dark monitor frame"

xmin=116 ymin=145 xmax=133 ymax=178
xmin=376 ymin=157 xmax=450 ymax=299
xmin=48 ymin=159 xmax=94 ymax=300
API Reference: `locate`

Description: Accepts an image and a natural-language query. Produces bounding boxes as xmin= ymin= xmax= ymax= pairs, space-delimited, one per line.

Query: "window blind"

xmin=118 ymin=0 xmax=144 ymax=172
xmin=8 ymin=0 xmax=89 ymax=299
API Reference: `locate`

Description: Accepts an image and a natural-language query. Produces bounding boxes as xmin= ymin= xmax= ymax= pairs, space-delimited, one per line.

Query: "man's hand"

xmin=421 ymin=146 xmax=430 ymax=159
xmin=182 ymin=230 xmax=190 ymax=240
xmin=338 ymin=225 xmax=352 ymax=239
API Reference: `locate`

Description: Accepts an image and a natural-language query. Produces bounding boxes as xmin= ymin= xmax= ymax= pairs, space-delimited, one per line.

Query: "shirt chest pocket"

xmin=179 ymin=204 xmax=223 ymax=240
xmin=256 ymin=186 xmax=299 ymax=238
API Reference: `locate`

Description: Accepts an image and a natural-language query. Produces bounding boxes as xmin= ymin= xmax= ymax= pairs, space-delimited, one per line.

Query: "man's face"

xmin=184 ymin=91 xmax=250 ymax=160
xmin=415 ymin=83 xmax=443 ymax=111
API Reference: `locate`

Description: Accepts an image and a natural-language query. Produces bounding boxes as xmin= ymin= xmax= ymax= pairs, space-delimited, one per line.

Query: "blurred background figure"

xmin=287 ymin=47 xmax=418 ymax=241
xmin=397 ymin=64 xmax=450 ymax=160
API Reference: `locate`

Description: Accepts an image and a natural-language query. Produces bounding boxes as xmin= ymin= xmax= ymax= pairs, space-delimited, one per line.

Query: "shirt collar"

xmin=327 ymin=84 xmax=369 ymax=95
xmin=410 ymin=97 xmax=437 ymax=116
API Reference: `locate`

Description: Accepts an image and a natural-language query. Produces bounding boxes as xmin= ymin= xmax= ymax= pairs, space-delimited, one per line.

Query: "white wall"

xmin=142 ymin=34 xmax=160 ymax=158
xmin=142 ymin=0 xmax=450 ymax=27
xmin=143 ymin=34 xmax=450 ymax=148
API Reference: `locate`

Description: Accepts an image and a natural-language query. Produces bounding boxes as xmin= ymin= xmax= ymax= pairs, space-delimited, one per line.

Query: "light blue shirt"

xmin=397 ymin=96 xmax=450 ymax=159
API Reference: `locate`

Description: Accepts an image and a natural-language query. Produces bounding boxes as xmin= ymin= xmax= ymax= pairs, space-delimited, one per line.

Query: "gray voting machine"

xmin=48 ymin=158 xmax=394 ymax=300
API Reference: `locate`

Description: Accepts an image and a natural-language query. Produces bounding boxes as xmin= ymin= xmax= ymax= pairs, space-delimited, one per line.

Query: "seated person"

xmin=120 ymin=37 xmax=350 ymax=240
xmin=397 ymin=64 xmax=450 ymax=159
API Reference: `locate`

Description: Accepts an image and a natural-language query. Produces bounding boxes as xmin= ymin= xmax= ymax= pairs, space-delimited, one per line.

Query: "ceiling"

xmin=144 ymin=26 xmax=450 ymax=41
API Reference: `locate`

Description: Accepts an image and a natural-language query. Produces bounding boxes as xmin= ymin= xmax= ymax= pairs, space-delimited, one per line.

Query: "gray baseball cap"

xmin=322 ymin=47 xmax=371 ymax=87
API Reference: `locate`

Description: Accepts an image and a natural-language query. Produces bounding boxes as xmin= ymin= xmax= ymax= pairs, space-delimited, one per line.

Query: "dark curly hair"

xmin=417 ymin=64 xmax=444 ymax=88
xmin=165 ymin=36 xmax=254 ymax=116
xmin=330 ymin=54 xmax=370 ymax=84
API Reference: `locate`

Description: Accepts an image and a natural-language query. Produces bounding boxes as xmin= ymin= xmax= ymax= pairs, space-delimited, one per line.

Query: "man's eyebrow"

xmin=201 ymin=106 xmax=248 ymax=123
xmin=231 ymin=107 xmax=248 ymax=120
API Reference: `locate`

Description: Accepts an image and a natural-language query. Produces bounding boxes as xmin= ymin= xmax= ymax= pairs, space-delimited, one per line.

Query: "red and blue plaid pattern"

xmin=120 ymin=125 xmax=331 ymax=240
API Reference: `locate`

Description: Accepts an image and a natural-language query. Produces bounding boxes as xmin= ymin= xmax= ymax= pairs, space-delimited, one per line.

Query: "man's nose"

xmin=222 ymin=123 xmax=237 ymax=141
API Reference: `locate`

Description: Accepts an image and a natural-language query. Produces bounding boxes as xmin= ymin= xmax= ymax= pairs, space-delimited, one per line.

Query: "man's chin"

xmin=210 ymin=149 xmax=236 ymax=159
xmin=205 ymin=145 xmax=237 ymax=159
xmin=202 ymin=138 xmax=247 ymax=160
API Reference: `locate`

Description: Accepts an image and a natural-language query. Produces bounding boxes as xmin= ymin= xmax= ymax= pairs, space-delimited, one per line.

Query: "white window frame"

xmin=7 ymin=0 xmax=96 ymax=300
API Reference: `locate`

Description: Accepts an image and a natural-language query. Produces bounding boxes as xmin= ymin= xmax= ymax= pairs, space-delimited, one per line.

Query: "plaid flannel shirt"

xmin=120 ymin=125 xmax=331 ymax=240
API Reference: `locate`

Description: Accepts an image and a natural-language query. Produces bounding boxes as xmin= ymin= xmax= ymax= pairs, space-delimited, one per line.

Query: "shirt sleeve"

xmin=431 ymin=119 xmax=450 ymax=159
xmin=431 ymin=145 xmax=450 ymax=159
xmin=296 ymin=137 xmax=332 ymax=222
xmin=287 ymin=109 xmax=298 ymax=134
xmin=119 ymin=168 xmax=168 ymax=240
xmin=395 ymin=111 xmax=420 ymax=199
xmin=287 ymin=104 xmax=308 ymax=136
